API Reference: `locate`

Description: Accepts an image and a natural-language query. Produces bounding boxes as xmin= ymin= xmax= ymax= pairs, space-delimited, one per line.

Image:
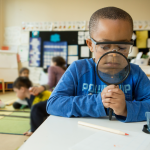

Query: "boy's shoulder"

xmin=69 ymin=58 xmax=95 ymax=76
xmin=71 ymin=58 xmax=94 ymax=69
xmin=130 ymin=63 xmax=141 ymax=73
xmin=130 ymin=63 xmax=146 ymax=80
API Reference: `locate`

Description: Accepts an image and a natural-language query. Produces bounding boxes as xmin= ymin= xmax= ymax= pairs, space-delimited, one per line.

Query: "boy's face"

xmin=20 ymin=70 xmax=29 ymax=78
xmin=86 ymin=19 xmax=132 ymax=63
xmin=13 ymin=87 xmax=27 ymax=100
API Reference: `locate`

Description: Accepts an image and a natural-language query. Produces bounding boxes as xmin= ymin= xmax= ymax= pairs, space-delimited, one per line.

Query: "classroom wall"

xmin=0 ymin=0 xmax=4 ymax=48
xmin=2 ymin=0 xmax=150 ymax=45
xmin=3 ymin=0 xmax=150 ymax=25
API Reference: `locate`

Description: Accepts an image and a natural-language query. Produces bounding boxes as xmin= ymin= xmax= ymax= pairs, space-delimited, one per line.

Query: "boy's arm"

xmin=116 ymin=66 xmax=150 ymax=122
xmin=29 ymin=84 xmax=49 ymax=95
xmin=46 ymin=62 xmax=106 ymax=117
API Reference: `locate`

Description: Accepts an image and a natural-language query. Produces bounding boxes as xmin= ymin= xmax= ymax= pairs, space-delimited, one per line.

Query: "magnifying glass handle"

xmin=109 ymin=108 xmax=113 ymax=120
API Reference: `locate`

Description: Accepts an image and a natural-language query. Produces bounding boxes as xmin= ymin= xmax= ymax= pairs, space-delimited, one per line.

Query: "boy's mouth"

xmin=104 ymin=62 xmax=120 ymax=67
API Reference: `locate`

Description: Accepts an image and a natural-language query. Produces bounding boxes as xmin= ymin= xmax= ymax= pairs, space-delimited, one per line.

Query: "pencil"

xmin=78 ymin=121 xmax=129 ymax=136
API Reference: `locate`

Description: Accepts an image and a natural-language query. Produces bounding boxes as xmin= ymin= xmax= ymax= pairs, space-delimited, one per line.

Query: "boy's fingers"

xmin=104 ymin=85 xmax=118 ymax=92
xmin=29 ymin=87 xmax=32 ymax=91
xmin=103 ymin=102 xmax=115 ymax=109
xmin=108 ymin=85 xmax=118 ymax=88
xmin=104 ymin=92 xmax=113 ymax=98
xmin=107 ymin=88 xmax=122 ymax=95
xmin=102 ymin=98 xmax=116 ymax=103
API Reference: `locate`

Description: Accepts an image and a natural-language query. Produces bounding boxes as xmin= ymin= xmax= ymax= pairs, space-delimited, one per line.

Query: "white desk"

xmin=20 ymin=116 xmax=150 ymax=150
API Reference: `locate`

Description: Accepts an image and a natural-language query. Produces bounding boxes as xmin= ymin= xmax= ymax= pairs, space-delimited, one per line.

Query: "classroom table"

xmin=19 ymin=115 xmax=150 ymax=150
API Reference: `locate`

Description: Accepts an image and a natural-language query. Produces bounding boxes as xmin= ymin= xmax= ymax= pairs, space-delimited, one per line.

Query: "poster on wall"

xmin=133 ymin=21 xmax=150 ymax=30
xmin=43 ymin=41 xmax=68 ymax=69
xmin=22 ymin=22 xmax=53 ymax=31
xmin=29 ymin=38 xmax=41 ymax=67
xmin=18 ymin=45 xmax=29 ymax=62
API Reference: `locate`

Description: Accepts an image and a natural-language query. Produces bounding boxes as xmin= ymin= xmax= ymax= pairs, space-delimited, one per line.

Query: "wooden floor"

xmin=0 ymin=91 xmax=17 ymax=103
xmin=0 ymin=134 xmax=29 ymax=150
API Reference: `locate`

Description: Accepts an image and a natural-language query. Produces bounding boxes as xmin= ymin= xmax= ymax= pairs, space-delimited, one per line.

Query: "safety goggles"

xmin=91 ymin=38 xmax=134 ymax=54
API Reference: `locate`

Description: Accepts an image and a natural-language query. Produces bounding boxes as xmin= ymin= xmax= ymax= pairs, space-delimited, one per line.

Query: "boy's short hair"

xmin=19 ymin=67 xmax=29 ymax=75
xmin=13 ymin=77 xmax=32 ymax=89
xmin=89 ymin=7 xmax=133 ymax=37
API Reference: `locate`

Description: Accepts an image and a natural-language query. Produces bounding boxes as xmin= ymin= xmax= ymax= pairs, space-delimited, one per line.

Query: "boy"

xmin=47 ymin=7 xmax=150 ymax=122
xmin=13 ymin=67 xmax=30 ymax=109
xmin=13 ymin=77 xmax=51 ymax=136
xmin=13 ymin=67 xmax=49 ymax=109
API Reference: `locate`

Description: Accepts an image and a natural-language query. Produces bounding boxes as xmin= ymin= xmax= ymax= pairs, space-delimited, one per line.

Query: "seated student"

xmin=13 ymin=77 xmax=51 ymax=136
xmin=47 ymin=7 xmax=150 ymax=122
xmin=13 ymin=68 xmax=49 ymax=109
xmin=13 ymin=67 xmax=30 ymax=109
xmin=19 ymin=67 xmax=30 ymax=77
xmin=48 ymin=56 xmax=66 ymax=91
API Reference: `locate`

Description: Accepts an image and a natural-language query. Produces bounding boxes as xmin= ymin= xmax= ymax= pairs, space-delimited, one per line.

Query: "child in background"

xmin=47 ymin=7 xmax=150 ymax=122
xmin=19 ymin=67 xmax=30 ymax=78
xmin=13 ymin=67 xmax=30 ymax=109
xmin=48 ymin=56 xmax=66 ymax=91
xmin=13 ymin=77 xmax=51 ymax=136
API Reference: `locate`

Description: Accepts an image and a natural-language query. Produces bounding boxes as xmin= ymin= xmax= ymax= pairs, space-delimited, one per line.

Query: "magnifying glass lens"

xmin=97 ymin=52 xmax=130 ymax=85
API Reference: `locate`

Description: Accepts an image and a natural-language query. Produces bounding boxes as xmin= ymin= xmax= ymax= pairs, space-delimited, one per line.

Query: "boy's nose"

xmin=108 ymin=52 xmax=117 ymax=57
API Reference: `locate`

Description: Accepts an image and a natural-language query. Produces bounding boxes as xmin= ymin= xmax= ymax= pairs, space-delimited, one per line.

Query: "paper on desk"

xmin=69 ymin=131 xmax=150 ymax=150
xmin=136 ymin=31 xmax=148 ymax=48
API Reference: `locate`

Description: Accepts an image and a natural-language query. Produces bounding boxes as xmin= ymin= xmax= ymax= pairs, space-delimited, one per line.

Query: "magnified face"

xmin=97 ymin=52 xmax=129 ymax=84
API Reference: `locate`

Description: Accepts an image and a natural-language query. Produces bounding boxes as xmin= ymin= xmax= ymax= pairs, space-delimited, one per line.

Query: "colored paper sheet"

xmin=80 ymin=46 xmax=90 ymax=57
xmin=136 ymin=31 xmax=148 ymax=48
xmin=68 ymin=45 xmax=78 ymax=56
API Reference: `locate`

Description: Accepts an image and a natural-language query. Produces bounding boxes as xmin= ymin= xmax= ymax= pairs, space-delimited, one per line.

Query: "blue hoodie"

xmin=46 ymin=58 xmax=150 ymax=122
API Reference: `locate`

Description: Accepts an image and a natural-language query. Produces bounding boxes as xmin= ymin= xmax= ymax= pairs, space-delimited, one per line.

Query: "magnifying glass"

xmin=96 ymin=51 xmax=130 ymax=120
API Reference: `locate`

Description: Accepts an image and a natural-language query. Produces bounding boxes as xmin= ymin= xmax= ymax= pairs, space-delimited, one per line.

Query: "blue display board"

xmin=43 ymin=41 xmax=68 ymax=69
xmin=29 ymin=38 xmax=41 ymax=67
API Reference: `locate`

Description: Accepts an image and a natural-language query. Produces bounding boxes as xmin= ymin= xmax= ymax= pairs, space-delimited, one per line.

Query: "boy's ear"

xmin=86 ymin=39 xmax=94 ymax=52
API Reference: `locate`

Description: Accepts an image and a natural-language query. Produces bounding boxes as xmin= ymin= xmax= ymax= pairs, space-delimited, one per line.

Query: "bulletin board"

xmin=29 ymin=31 xmax=91 ymax=72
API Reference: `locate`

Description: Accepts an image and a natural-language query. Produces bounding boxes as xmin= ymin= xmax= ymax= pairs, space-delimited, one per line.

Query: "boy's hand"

xmin=29 ymin=86 xmax=45 ymax=96
xmin=101 ymin=85 xmax=127 ymax=117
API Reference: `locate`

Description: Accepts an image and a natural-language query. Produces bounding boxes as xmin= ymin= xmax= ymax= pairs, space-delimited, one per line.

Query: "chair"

xmin=0 ymin=79 xmax=5 ymax=94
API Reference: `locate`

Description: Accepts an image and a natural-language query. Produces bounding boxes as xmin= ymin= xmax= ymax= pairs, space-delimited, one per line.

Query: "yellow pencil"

xmin=78 ymin=121 xmax=129 ymax=136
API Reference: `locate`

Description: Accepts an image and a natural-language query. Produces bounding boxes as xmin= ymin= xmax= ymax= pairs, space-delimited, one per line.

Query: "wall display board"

xmin=29 ymin=31 xmax=91 ymax=72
